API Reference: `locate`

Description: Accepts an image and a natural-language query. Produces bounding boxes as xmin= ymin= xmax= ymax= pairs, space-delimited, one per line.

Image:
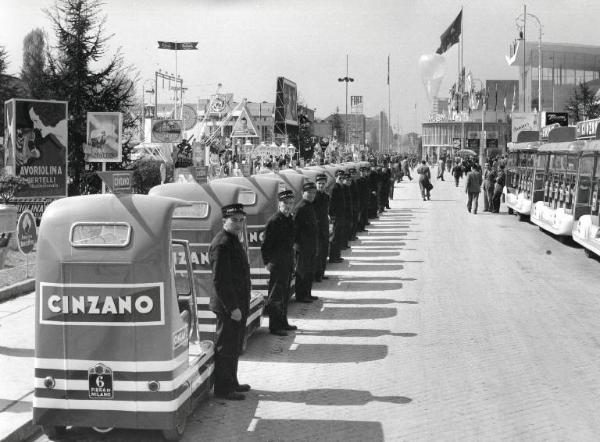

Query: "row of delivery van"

xmin=503 ymin=117 xmax=600 ymax=257
xmin=33 ymin=161 xmax=369 ymax=440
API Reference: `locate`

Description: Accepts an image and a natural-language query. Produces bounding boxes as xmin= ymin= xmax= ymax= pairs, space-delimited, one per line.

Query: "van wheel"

xmin=518 ymin=213 xmax=527 ymax=222
xmin=585 ymin=248 xmax=595 ymax=259
xmin=41 ymin=425 xmax=67 ymax=439
xmin=92 ymin=426 xmax=114 ymax=433
xmin=508 ymin=207 xmax=514 ymax=215
xmin=162 ymin=414 xmax=187 ymax=441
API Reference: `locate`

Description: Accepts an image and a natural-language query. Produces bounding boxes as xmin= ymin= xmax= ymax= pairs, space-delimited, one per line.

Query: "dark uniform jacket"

xmin=294 ymin=199 xmax=319 ymax=255
xmin=261 ymin=211 xmax=295 ymax=271
xmin=349 ymin=179 xmax=360 ymax=214
xmin=329 ymin=182 xmax=346 ymax=220
xmin=312 ymin=191 xmax=330 ymax=239
xmin=209 ymin=230 xmax=251 ymax=316
xmin=342 ymin=184 xmax=353 ymax=219
xmin=357 ymin=175 xmax=370 ymax=208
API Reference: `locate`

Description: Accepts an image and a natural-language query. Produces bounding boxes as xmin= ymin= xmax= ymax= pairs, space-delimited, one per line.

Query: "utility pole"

xmin=338 ymin=54 xmax=354 ymax=146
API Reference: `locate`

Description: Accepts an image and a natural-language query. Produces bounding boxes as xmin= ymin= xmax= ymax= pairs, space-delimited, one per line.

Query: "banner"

xmin=436 ymin=10 xmax=462 ymax=55
xmin=157 ymin=41 xmax=198 ymax=50
xmin=85 ymin=112 xmax=122 ymax=162
xmin=275 ymin=77 xmax=298 ymax=126
xmin=511 ymin=112 xmax=539 ymax=142
xmin=4 ymin=99 xmax=68 ymax=198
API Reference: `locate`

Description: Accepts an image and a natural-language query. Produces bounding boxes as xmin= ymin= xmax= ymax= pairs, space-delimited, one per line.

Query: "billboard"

xmin=511 ymin=112 xmax=539 ymax=142
xmin=351 ymin=96 xmax=364 ymax=114
xmin=275 ymin=77 xmax=298 ymax=126
xmin=4 ymin=99 xmax=68 ymax=197
xmin=85 ymin=112 xmax=122 ymax=162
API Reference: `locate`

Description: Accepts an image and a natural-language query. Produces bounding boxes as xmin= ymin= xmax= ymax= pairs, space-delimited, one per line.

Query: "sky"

xmin=2 ymin=0 xmax=600 ymax=134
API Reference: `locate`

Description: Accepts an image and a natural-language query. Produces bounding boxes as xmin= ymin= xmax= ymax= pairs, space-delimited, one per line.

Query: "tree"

xmin=21 ymin=28 xmax=48 ymax=99
xmin=0 ymin=172 xmax=29 ymax=204
xmin=43 ymin=0 xmax=137 ymax=195
xmin=0 ymin=45 xmax=27 ymax=137
xmin=566 ymin=82 xmax=600 ymax=123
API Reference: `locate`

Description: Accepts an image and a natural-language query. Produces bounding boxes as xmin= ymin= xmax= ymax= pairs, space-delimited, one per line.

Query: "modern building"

xmin=506 ymin=40 xmax=600 ymax=113
xmin=323 ymin=113 xmax=366 ymax=147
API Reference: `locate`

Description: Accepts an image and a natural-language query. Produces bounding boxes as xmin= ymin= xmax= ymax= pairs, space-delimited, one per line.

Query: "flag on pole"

xmin=435 ymin=10 xmax=462 ymax=55
xmin=511 ymin=85 xmax=517 ymax=112
xmin=387 ymin=55 xmax=390 ymax=85
xmin=503 ymin=88 xmax=507 ymax=113
xmin=494 ymin=83 xmax=498 ymax=111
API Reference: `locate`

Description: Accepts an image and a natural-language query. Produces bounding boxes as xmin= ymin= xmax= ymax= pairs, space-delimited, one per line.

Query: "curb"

xmin=0 ymin=278 xmax=35 ymax=303
xmin=1 ymin=419 xmax=38 ymax=442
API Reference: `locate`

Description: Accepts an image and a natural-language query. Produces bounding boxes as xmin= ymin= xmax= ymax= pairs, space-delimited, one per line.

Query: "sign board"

xmin=486 ymin=139 xmax=498 ymax=148
xmin=542 ymin=111 xmax=568 ymax=127
xmin=351 ymin=96 xmax=364 ymax=114
xmin=3 ymin=99 xmax=68 ymax=198
xmin=96 ymin=171 xmax=134 ymax=194
xmin=10 ymin=198 xmax=54 ymax=223
xmin=195 ymin=166 xmax=208 ymax=183
xmin=151 ymin=119 xmax=183 ymax=143
xmin=575 ymin=118 xmax=600 ymax=140
xmin=467 ymin=139 xmax=480 ymax=148
xmin=157 ymin=41 xmax=198 ymax=50
xmin=511 ymin=112 xmax=539 ymax=142
xmin=85 ymin=112 xmax=122 ymax=162
xmin=231 ymin=105 xmax=259 ymax=138
xmin=16 ymin=210 xmax=37 ymax=254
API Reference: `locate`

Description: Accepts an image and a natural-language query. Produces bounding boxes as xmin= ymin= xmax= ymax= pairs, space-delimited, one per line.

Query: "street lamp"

xmin=516 ymin=7 xmax=542 ymax=119
xmin=141 ymin=79 xmax=155 ymax=142
xmin=338 ymin=54 xmax=354 ymax=147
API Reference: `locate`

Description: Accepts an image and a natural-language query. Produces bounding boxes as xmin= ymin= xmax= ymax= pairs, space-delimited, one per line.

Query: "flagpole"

xmin=388 ymin=54 xmax=391 ymax=154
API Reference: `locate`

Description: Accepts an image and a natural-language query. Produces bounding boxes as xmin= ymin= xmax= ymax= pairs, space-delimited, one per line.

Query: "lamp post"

xmin=338 ymin=54 xmax=354 ymax=147
xmin=516 ymin=8 xmax=542 ymax=120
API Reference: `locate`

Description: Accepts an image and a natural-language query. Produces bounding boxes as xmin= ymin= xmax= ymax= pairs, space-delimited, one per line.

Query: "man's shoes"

xmin=473 ymin=211 xmax=477 ymax=215
xmin=215 ymin=391 xmax=246 ymax=400
xmin=284 ymin=324 xmax=298 ymax=331
xmin=329 ymin=258 xmax=344 ymax=263
xmin=235 ymin=384 xmax=251 ymax=392
xmin=270 ymin=329 xmax=288 ymax=336
xmin=295 ymin=298 xmax=313 ymax=303
xmin=467 ymin=208 xmax=471 ymax=213
xmin=351 ymin=236 xmax=359 ymax=241
xmin=321 ymin=276 xmax=329 ymax=280
xmin=308 ymin=295 xmax=319 ymax=300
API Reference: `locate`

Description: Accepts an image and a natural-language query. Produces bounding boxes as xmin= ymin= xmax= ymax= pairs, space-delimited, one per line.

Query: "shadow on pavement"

xmin=243 ymin=339 xmax=388 ymax=364
xmin=255 ymin=388 xmax=411 ymax=406
xmin=297 ymin=328 xmax=417 ymax=338
xmin=0 ymin=345 xmax=34 ymax=357
xmin=251 ymin=418 xmax=384 ymax=442
xmin=293 ymin=305 xmax=397 ymax=321
xmin=320 ymin=297 xmax=418 ymax=305
xmin=0 ymin=397 xmax=31 ymax=414
xmin=344 ymin=264 xmax=405 ymax=272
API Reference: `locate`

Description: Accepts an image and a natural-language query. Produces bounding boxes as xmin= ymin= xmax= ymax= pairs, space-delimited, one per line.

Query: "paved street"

xmin=3 ymin=171 xmax=600 ymax=441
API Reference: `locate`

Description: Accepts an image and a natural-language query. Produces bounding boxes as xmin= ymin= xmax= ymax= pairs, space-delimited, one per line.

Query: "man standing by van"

xmin=209 ymin=203 xmax=252 ymax=400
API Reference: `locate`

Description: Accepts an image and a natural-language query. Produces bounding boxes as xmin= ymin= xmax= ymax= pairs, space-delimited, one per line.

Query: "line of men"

xmin=208 ymin=164 xmax=393 ymax=400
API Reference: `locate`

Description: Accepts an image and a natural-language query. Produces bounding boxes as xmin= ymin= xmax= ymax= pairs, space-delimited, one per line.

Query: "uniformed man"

xmin=294 ymin=181 xmax=319 ymax=302
xmin=328 ymin=170 xmax=346 ymax=263
xmin=341 ymin=173 xmax=353 ymax=248
xmin=368 ymin=165 xmax=380 ymax=218
xmin=261 ymin=190 xmax=297 ymax=336
xmin=209 ymin=203 xmax=251 ymax=400
xmin=312 ymin=173 xmax=330 ymax=282
xmin=357 ymin=167 xmax=370 ymax=230
xmin=348 ymin=168 xmax=360 ymax=240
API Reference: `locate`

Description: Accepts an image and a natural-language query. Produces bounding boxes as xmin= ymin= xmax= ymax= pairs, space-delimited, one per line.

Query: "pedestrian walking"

xmin=482 ymin=163 xmax=493 ymax=212
xmin=294 ymin=182 xmax=319 ymax=303
xmin=261 ymin=190 xmax=297 ymax=336
xmin=402 ymin=157 xmax=413 ymax=181
xmin=451 ymin=162 xmax=463 ymax=187
xmin=417 ymin=160 xmax=432 ymax=201
xmin=209 ymin=203 xmax=252 ymax=400
xmin=437 ymin=158 xmax=445 ymax=181
xmin=313 ymin=174 xmax=330 ymax=282
xmin=492 ymin=164 xmax=506 ymax=213
xmin=465 ymin=164 xmax=483 ymax=214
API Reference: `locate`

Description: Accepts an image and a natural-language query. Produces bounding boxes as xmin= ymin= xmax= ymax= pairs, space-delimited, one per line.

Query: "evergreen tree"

xmin=566 ymin=82 xmax=600 ymax=123
xmin=44 ymin=0 xmax=137 ymax=195
xmin=21 ymin=28 xmax=48 ymax=99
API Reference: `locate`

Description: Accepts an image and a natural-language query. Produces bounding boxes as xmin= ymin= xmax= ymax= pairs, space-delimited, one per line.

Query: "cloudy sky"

xmin=2 ymin=0 xmax=599 ymax=133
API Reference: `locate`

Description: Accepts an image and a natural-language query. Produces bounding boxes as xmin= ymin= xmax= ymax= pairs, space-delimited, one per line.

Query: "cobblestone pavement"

xmin=14 ymin=172 xmax=600 ymax=441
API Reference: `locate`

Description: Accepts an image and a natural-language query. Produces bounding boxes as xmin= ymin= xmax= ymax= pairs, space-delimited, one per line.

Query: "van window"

xmin=173 ymin=202 xmax=209 ymax=219
xmin=238 ymin=190 xmax=257 ymax=206
xmin=70 ymin=222 xmax=131 ymax=247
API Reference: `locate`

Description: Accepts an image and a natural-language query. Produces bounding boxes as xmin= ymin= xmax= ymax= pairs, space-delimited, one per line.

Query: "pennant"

xmin=511 ymin=85 xmax=517 ymax=112
xmin=494 ymin=84 xmax=498 ymax=111
xmin=435 ymin=10 xmax=462 ymax=55
xmin=503 ymin=88 xmax=507 ymax=113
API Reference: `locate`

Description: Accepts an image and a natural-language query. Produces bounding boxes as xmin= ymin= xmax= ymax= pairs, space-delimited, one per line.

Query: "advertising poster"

xmin=511 ymin=112 xmax=539 ymax=142
xmin=151 ymin=119 xmax=183 ymax=143
xmin=275 ymin=77 xmax=298 ymax=127
xmin=4 ymin=99 xmax=68 ymax=197
xmin=85 ymin=112 xmax=122 ymax=162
